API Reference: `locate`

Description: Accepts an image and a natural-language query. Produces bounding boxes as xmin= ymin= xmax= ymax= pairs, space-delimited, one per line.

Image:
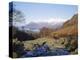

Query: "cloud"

xmin=26 ymin=17 xmax=68 ymax=24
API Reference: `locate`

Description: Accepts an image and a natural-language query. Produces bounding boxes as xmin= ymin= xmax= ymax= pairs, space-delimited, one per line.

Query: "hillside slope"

xmin=51 ymin=14 xmax=78 ymax=37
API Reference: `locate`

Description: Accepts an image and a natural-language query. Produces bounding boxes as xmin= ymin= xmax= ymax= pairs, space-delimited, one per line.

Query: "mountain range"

xmin=51 ymin=14 xmax=78 ymax=37
xmin=20 ymin=22 xmax=63 ymax=32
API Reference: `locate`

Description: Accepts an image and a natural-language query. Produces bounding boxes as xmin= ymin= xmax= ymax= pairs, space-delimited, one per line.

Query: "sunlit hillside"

xmin=51 ymin=14 xmax=78 ymax=37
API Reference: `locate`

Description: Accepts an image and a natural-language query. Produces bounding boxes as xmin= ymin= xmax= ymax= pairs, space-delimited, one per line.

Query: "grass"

xmin=23 ymin=37 xmax=68 ymax=50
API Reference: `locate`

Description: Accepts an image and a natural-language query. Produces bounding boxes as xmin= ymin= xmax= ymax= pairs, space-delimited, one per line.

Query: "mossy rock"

xmin=13 ymin=52 xmax=18 ymax=58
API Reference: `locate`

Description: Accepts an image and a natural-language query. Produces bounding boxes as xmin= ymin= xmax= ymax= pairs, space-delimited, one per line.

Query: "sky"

xmin=12 ymin=1 xmax=78 ymax=25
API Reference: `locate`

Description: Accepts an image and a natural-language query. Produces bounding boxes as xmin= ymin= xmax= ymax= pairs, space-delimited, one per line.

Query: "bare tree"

xmin=9 ymin=3 xmax=25 ymax=27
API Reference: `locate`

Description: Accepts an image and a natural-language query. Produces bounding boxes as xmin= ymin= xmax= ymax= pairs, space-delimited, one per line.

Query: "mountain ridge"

xmin=51 ymin=14 xmax=78 ymax=37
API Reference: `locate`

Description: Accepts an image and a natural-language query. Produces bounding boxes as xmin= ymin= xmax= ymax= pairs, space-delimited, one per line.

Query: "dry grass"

xmin=51 ymin=24 xmax=78 ymax=37
xmin=23 ymin=37 xmax=68 ymax=50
